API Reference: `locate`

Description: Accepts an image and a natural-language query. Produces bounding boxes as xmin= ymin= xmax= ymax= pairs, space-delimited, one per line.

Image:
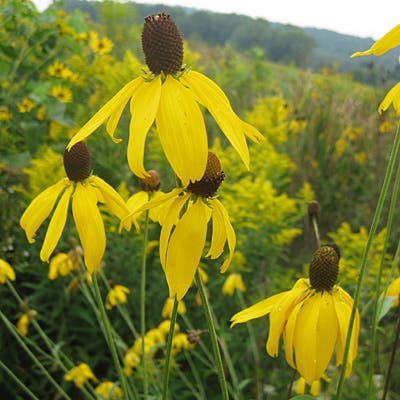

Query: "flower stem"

xmin=141 ymin=209 xmax=150 ymax=399
xmin=0 ymin=310 xmax=72 ymax=400
xmin=162 ymin=296 xmax=178 ymax=400
xmin=195 ymin=269 xmax=229 ymax=400
xmin=336 ymin=126 xmax=400 ymax=399
xmin=92 ymin=274 xmax=130 ymax=399
xmin=367 ymin=140 xmax=400 ymax=397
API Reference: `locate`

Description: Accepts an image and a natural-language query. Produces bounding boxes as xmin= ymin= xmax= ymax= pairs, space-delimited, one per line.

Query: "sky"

xmin=34 ymin=0 xmax=399 ymax=40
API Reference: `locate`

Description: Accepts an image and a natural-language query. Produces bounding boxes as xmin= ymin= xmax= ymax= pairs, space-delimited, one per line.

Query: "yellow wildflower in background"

xmin=0 ymin=259 xmax=16 ymax=283
xmin=18 ymin=97 xmax=35 ymax=113
xmin=95 ymin=381 xmax=123 ymax=399
xmin=171 ymin=332 xmax=194 ymax=355
xmin=231 ymin=246 xmax=360 ymax=385
xmin=162 ymin=297 xmax=186 ymax=319
xmin=123 ymin=349 xmax=140 ymax=375
xmin=222 ymin=273 xmax=246 ymax=296
xmin=64 ymin=362 xmax=97 ymax=388
xmin=90 ymin=36 xmax=114 ymax=54
xmin=158 ymin=319 xmax=179 ymax=336
xmin=352 ymin=24 xmax=400 ymax=115
xmin=48 ymin=252 xmax=77 ymax=280
xmin=67 ymin=13 xmax=263 ymax=186
xmin=49 ymin=85 xmax=73 ymax=103
xmin=105 ymin=285 xmax=130 ymax=310
xmin=385 ymin=277 xmax=400 ymax=307
xmin=20 ymin=142 xmax=131 ymax=274
xmin=0 ymin=106 xmax=12 ymax=121
xmin=17 ymin=313 xmax=30 ymax=336
xmin=129 ymin=152 xmax=235 ymax=300
xmin=47 ymin=61 xmax=67 ymax=77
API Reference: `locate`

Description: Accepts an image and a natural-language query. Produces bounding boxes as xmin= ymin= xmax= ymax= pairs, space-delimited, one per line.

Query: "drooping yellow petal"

xmin=378 ymin=82 xmax=400 ymax=115
xmin=20 ymin=179 xmax=69 ymax=244
xmin=165 ymin=198 xmax=211 ymax=300
xmin=67 ymin=77 xmax=144 ymax=149
xmin=156 ymin=75 xmax=208 ymax=186
xmin=159 ymin=193 xmax=189 ymax=270
xmin=333 ymin=287 xmax=359 ymax=375
xmin=181 ymin=71 xmax=264 ymax=168
xmin=293 ymin=293 xmax=320 ymax=385
xmin=208 ymin=198 xmax=236 ymax=273
xmin=313 ymin=292 xmax=338 ymax=381
xmin=91 ymin=176 xmax=132 ymax=231
xmin=127 ymin=76 xmax=161 ymax=178
xmin=267 ymin=286 xmax=310 ymax=357
xmin=40 ymin=185 xmax=73 ymax=262
xmin=283 ymin=300 xmax=303 ymax=369
xmin=72 ymin=183 xmax=105 ymax=274
xmin=351 ymin=24 xmax=400 ymax=57
xmin=206 ymin=199 xmax=227 ymax=259
xmin=230 ymin=292 xmax=286 ymax=327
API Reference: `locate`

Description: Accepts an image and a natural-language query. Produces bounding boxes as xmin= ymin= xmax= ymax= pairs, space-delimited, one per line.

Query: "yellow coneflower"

xmin=222 ymin=272 xmax=246 ymax=296
xmin=231 ymin=245 xmax=360 ymax=385
xmin=90 ymin=36 xmax=114 ymax=55
xmin=47 ymin=61 xmax=65 ymax=77
xmin=20 ymin=142 xmax=132 ymax=274
xmin=67 ymin=13 xmax=263 ymax=186
xmin=18 ymin=97 xmax=35 ymax=113
xmin=128 ymin=151 xmax=235 ymax=300
xmin=49 ymin=85 xmax=73 ymax=103
xmin=64 ymin=362 xmax=97 ymax=388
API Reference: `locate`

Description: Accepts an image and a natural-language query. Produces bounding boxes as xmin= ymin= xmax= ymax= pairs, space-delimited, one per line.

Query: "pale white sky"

xmin=34 ymin=0 xmax=399 ymax=39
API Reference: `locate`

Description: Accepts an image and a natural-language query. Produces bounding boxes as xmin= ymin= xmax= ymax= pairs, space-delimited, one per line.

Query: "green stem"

xmin=367 ymin=139 xmax=400 ymax=397
xmin=195 ymin=270 xmax=229 ymax=400
xmin=92 ymin=274 xmax=131 ymax=400
xmin=336 ymin=126 xmax=400 ymax=399
xmin=141 ymin=209 xmax=150 ymax=399
xmin=0 ymin=310 xmax=71 ymax=400
xmin=162 ymin=296 xmax=178 ymax=400
xmin=0 ymin=359 xmax=41 ymax=400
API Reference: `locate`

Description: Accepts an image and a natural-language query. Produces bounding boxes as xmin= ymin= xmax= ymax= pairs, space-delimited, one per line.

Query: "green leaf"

xmin=377 ymin=296 xmax=395 ymax=322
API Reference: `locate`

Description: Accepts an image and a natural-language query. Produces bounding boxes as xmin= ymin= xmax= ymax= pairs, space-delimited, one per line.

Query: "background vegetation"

xmin=1 ymin=0 xmax=399 ymax=399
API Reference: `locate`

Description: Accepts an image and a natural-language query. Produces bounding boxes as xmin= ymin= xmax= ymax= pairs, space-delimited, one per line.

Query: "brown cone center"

xmin=64 ymin=142 xmax=92 ymax=182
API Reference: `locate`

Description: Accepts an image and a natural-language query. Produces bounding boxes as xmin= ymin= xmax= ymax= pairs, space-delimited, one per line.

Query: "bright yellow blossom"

xmin=222 ymin=273 xmax=246 ymax=296
xmin=0 ymin=259 xmax=16 ymax=283
xmin=18 ymin=97 xmax=35 ymax=113
xmin=49 ymin=85 xmax=73 ymax=103
xmin=64 ymin=362 xmax=97 ymax=388
xmin=95 ymin=381 xmax=123 ymax=399
xmin=20 ymin=143 xmax=131 ymax=274
xmin=105 ymin=285 xmax=130 ymax=310
xmin=90 ymin=36 xmax=114 ymax=54
xmin=231 ymin=246 xmax=359 ymax=385
xmin=158 ymin=319 xmax=180 ymax=336
xmin=171 ymin=332 xmax=195 ymax=355
xmin=48 ymin=252 xmax=76 ymax=280
xmin=16 ymin=314 xmax=29 ymax=336
xmin=162 ymin=297 xmax=186 ymax=319
xmin=67 ymin=14 xmax=263 ymax=186
xmin=123 ymin=350 xmax=140 ymax=375
xmin=0 ymin=106 xmax=12 ymax=121
xmin=385 ymin=277 xmax=400 ymax=307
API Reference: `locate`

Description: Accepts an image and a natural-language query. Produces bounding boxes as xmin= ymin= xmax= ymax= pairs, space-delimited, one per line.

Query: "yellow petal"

xmin=267 ymin=286 xmax=309 ymax=357
xmin=20 ymin=179 xmax=69 ymax=244
xmin=91 ymin=176 xmax=132 ymax=231
xmin=208 ymin=198 xmax=236 ymax=273
xmin=182 ymin=71 xmax=263 ymax=168
xmin=230 ymin=292 xmax=286 ymax=327
xmin=156 ymin=75 xmax=208 ymax=186
xmin=283 ymin=300 xmax=303 ymax=369
xmin=293 ymin=293 xmax=320 ymax=385
xmin=159 ymin=193 xmax=189 ymax=271
xmin=40 ymin=185 xmax=73 ymax=262
xmin=351 ymin=24 xmax=400 ymax=57
xmin=127 ymin=76 xmax=161 ymax=178
xmin=378 ymin=82 xmax=400 ymax=115
xmin=165 ymin=198 xmax=211 ymax=300
xmin=67 ymin=77 xmax=143 ymax=149
xmin=72 ymin=183 xmax=105 ymax=274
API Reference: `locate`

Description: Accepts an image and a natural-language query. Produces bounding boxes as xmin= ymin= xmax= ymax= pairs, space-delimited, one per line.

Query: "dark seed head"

xmin=139 ymin=170 xmax=161 ymax=192
xmin=309 ymin=245 xmax=340 ymax=291
xmin=141 ymin=13 xmax=183 ymax=75
xmin=187 ymin=152 xmax=225 ymax=198
xmin=64 ymin=142 xmax=92 ymax=182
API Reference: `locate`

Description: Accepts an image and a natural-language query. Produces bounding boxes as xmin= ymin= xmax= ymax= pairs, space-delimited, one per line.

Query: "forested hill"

xmin=63 ymin=0 xmax=399 ymax=85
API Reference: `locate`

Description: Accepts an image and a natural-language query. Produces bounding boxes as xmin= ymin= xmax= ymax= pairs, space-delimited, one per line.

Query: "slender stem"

xmin=311 ymin=216 xmax=321 ymax=249
xmin=195 ymin=269 xmax=229 ymax=400
xmin=92 ymin=274 xmax=130 ymax=400
xmin=141 ymin=209 xmax=150 ymax=399
xmin=0 ymin=310 xmax=72 ymax=400
xmin=0 ymin=359 xmax=41 ymax=400
xmin=381 ymin=298 xmax=400 ymax=400
xmin=368 ymin=145 xmax=400 ymax=397
xmin=336 ymin=127 xmax=400 ymax=399
xmin=162 ymin=297 xmax=178 ymax=400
